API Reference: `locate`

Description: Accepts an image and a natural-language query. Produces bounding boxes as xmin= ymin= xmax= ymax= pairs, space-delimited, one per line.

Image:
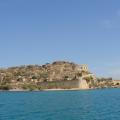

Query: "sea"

xmin=0 ymin=89 xmax=120 ymax=120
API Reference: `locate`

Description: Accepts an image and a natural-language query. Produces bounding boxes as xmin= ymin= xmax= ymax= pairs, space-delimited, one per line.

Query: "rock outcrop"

xmin=79 ymin=79 xmax=89 ymax=89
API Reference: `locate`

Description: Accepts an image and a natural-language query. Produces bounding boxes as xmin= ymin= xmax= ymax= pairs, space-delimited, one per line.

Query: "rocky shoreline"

xmin=0 ymin=87 xmax=120 ymax=92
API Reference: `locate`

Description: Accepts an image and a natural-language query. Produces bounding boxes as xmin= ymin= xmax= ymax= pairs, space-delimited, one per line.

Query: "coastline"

xmin=0 ymin=86 xmax=119 ymax=92
xmin=0 ymin=88 xmax=119 ymax=92
xmin=0 ymin=87 xmax=94 ymax=92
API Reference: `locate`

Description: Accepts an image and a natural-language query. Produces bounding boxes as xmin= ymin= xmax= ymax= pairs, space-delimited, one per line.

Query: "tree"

xmin=84 ymin=76 xmax=93 ymax=83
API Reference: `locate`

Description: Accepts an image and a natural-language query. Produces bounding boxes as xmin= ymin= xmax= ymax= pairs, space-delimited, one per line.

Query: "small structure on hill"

xmin=76 ymin=64 xmax=88 ymax=72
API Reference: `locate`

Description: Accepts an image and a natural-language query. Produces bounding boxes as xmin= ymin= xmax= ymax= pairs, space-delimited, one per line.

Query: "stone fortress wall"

xmin=38 ymin=78 xmax=89 ymax=90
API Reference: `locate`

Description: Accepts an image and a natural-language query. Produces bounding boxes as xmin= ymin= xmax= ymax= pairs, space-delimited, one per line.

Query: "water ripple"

xmin=0 ymin=89 xmax=120 ymax=120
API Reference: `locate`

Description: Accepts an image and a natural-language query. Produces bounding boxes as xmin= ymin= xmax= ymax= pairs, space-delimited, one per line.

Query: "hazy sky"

xmin=0 ymin=0 xmax=120 ymax=79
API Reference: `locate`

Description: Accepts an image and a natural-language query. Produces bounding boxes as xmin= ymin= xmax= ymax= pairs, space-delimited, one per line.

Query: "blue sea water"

xmin=0 ymin=89 xmax=120 ymax=120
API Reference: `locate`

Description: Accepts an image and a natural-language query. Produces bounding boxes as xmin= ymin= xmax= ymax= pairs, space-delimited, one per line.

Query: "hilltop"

xmin=0 ymin=61 xmax=119 ymax=91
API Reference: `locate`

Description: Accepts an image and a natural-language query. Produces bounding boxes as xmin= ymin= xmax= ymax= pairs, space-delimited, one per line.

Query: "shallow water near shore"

xmin=0 ymin=88 xmax=120 ymax=120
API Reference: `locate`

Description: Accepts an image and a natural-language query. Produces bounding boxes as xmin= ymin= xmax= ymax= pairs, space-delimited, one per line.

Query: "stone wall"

xmin=37 ymin=79 xmax=89 ymax=89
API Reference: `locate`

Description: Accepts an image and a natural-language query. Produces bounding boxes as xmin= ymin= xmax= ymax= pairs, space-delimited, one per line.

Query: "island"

xmin=0 ymin=61 xmax=120 ymax=91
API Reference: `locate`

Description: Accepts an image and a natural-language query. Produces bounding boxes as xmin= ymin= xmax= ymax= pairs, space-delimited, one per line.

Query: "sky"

xmin=0 ymin=0 xmax=120 ymax=79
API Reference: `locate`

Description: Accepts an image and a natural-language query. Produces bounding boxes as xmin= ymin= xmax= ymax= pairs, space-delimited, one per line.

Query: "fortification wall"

xmin=37 ymin=79 xmax=89 ymax=89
